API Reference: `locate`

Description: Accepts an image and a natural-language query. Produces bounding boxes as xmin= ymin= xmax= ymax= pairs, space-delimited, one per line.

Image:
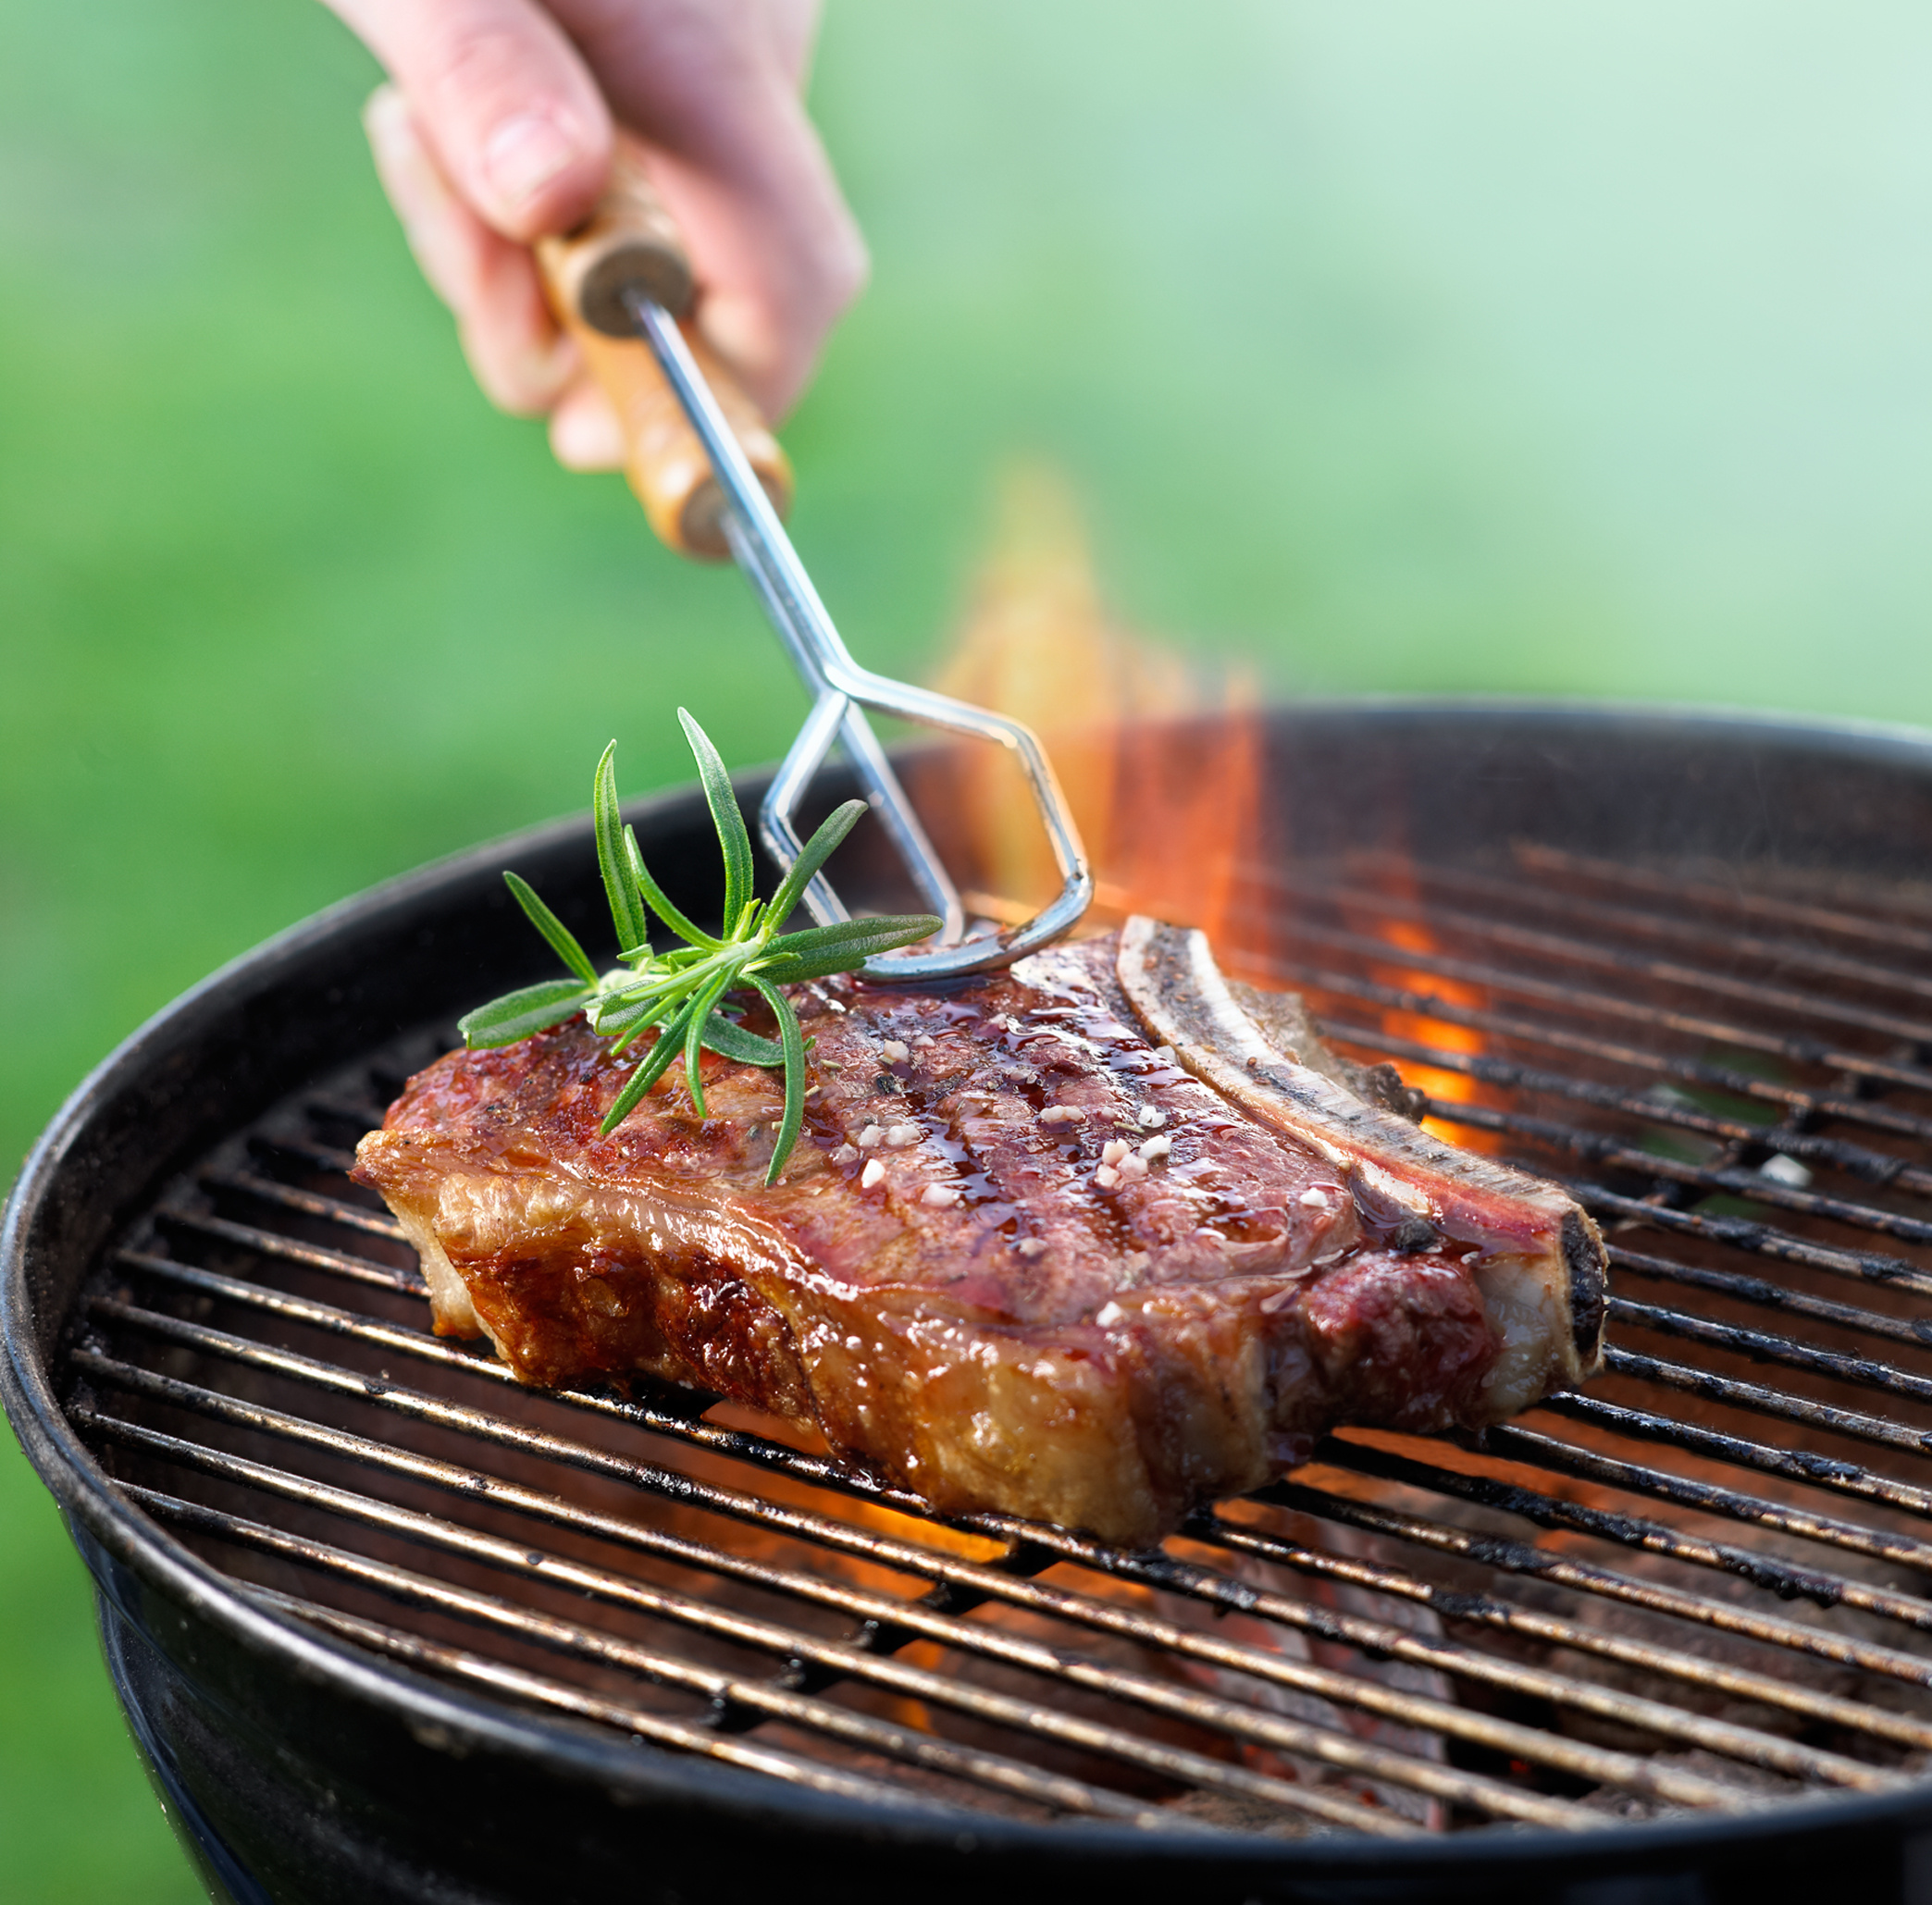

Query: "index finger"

xmin=325 ymin=0 xmax=612 ymax=241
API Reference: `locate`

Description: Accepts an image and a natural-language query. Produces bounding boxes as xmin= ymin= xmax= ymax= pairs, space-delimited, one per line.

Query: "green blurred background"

xmin=6 ymin=1 xmax=1932 ymax=1894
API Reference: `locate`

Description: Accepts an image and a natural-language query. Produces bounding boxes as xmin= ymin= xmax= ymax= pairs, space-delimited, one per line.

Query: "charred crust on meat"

xmin=1224 ymin=981 xmax=1424 ymax=1123
xmin=1353 ymin=1061 xmax=1428 ymax=1125
xmin=1563 ymin=1207 xmax=1609 ymax=1365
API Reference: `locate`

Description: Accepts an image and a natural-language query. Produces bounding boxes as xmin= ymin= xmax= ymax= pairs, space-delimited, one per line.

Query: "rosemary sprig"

xmin=458 ymin=710 xmax=938 ymax=1182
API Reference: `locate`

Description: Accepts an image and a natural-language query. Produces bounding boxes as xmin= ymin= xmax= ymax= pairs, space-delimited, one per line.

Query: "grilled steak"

xmin=354 ymin=920 xmax=1605 ymax=1545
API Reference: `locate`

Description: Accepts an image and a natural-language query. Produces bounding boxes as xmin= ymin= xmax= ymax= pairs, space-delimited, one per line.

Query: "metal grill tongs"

xmin=533 ymin=146 xmax=1091 ymax=979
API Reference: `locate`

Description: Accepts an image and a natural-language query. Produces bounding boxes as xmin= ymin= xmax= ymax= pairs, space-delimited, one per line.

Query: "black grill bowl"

xmin=11 ymin=700 xmax=1932 ymax=1904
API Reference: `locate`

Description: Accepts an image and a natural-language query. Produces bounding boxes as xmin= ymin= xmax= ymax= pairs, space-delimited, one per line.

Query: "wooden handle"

xmin=537 ymin=140 xmax=694 ymax=334
xmin=558 ymin=311 xmax=792 ymax=559
xmin=535 ymin=141 xmax=792 ymax=561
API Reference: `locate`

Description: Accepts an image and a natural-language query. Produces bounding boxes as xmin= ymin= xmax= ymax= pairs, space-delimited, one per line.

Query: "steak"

xmin=353 ymin=920 xmax=1605 ymax=1546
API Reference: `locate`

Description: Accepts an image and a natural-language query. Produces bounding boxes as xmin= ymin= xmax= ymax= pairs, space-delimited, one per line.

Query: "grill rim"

xmin=14 ymin=695 xmax=1932 ymax=1888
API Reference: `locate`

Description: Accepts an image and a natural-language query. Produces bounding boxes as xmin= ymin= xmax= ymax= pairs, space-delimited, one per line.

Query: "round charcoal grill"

xmin=10 ymin=701 xmax=1932 ymax=1903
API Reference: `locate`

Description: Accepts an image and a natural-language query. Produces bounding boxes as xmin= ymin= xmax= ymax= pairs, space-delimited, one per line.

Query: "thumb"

xmin=326 ymin=0 xmax=611 ymax=241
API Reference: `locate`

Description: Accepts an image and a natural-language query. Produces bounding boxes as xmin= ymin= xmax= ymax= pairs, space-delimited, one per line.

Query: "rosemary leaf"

xmin=622 ymin=823 xmax=713 ymax=953
xmin=468 ymin=714 xmax=940 ymax=1178
xmin=680 ymin=966 xmax=737 ymax=1119
xmin=458 ymin=979 xmax=596 ymax=1047
xmin=599 ymin=990 xmax=701 ymax=1132
xmin=592 ymin=742 xmax=650 ymax=957
xmin=698 ymin=1012 xmax=785 ymax=1067
xmin=678 ymin=707 xmax=756 ymax=936
xmin=764 ymin=798 xmax=868 ymax=926
xmin=749 ymin=974 xmax=807 ymax=1185
xmin=595 ymin=962 xmax=690 ymax=1013
xmin=503 ymin=872 xmax=599 ymax=988
xmin=753 ymin=914 xmax=948 ymax=983
xmin=594 ymin=988 xmax=678 ymax=1047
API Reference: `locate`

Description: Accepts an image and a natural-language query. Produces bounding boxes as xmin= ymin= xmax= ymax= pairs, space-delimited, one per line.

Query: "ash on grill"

xmin=63 ymin=841 xmax=1932 ymax=1838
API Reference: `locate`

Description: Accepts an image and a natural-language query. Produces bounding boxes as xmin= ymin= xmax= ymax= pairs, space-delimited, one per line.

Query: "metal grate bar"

xmin=85 ymin=1414 xmax=1482 ymax=1833
xmin=1314 ymin=1437 xmax=1932 ymax=1640
xmin=142 ymin=1499 xmax=1185 ymax=1830
xmin=1237 ymin=872 xmax=1932 ymax=1049
xmin=201 ymin=1170 xmax=407 ymax=1242
xmin=1482 ymin=1421 xmax=1932 ymax=1577
xmin=1418 ymin=1095 xmax=1932 ymax=1250
xmin=249 ymin=1133 xmax=363 ymax=1176
xmin=152 ymin=1215 xmax=423 ymax=1296
xmin=84 ymin=1268 xmax=1912 ymax=1785
xmin=303 ymin=1093 xmax=400 ymax=1130
xmin=1274 ymin=1466 xmax=1932 ymax=1690
xmin=1346 ymin=852 xmax=1932 ymax=1008
xmin=1277 ymin=959 xmax=1932 ymax=1147
xmin=1604 ymin=1246 xmax=1932 ymax=1355
xmin=1543 ymin=1391 xmax=1932 ymax=1522
xmin=244 ymin=1584 xmax=977 ymax=1816
xmin=1193 ymin=1509 xmax=1932 ymax=1758
xmin=1508 ymin=844 xmax=1932 ymax=959
xmin=1599 ymin=1343 xmax=1932 ymax=1463
xmin=1608 ymin=1296 xmax=1932 ymax=1411
xmin=68 ymin=1332 xmax=1790 ymax=1811
xmin=1237 ymin=926 xmax=1932 ymax=1096
xmin=1565 ymin=1182 xmax=1932 ymax=1304
xmin=1323 ymin=1021 xmax=1932 ymax=1200
xmin=245 ymin=1590 xmax=993 ymax=1821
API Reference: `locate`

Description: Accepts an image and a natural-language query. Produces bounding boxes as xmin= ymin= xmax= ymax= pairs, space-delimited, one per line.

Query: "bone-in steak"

xmin=354 ymin=922 xmax=1604 ymax=1545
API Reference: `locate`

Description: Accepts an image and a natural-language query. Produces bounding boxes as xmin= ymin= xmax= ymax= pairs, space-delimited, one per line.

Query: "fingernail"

xmin=483 ymin=112 xmax=577 ymax=215
xmin=362 ymin=84 xmax=407 ymax=150
xmin=550 ymin=386 xmax=625 ymax=471
xmin=364 ymin=87 xmax=428 ymax=199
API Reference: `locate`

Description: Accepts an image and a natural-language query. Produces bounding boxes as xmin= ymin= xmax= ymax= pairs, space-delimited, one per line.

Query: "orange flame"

xmin=919 ymin=459 xmax=1492 ymax=1137
xmin=924 ymin=461 xmax=1263 ymax=948
xmin=1365 ymin=917 xmax=1498 ymax=1145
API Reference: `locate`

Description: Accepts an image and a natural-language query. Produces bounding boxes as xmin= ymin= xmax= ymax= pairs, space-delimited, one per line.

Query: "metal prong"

xmin=625 ymin=291 xmax=1091 ymax=978
xmin=733 ymin=548 xmax=964 ymax=941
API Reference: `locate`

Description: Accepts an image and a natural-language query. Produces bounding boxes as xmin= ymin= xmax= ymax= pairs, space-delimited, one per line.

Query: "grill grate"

xmin=58 ymin=840 xmax=1932 ymax=1839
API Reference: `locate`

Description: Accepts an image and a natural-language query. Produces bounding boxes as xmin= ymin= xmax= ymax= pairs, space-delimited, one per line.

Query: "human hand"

xmin=326 ymin=0 xmax=867 ymax=467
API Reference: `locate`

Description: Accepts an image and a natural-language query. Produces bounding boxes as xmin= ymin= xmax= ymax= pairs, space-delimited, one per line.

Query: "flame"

xmin=920 ymin=460 xmax=1495 ymax=1144
xmin=1364 ymin=917 xmax=1498 ymax=1145
xmin=924 ymin=461 xmax=1264 ymax=948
